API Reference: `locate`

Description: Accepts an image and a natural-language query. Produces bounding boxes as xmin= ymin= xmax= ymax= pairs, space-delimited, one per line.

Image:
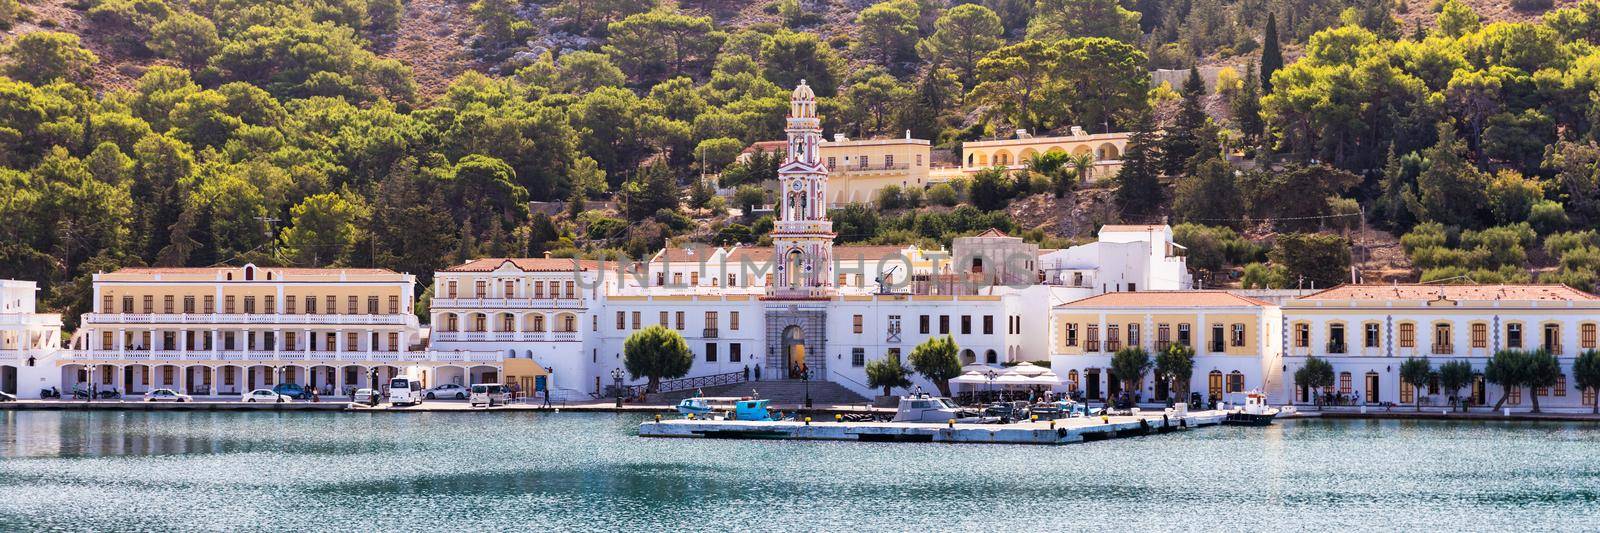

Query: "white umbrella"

xmin=949 ymin=371 xmax=989 ymax=385
xmin=1025 ymin=371 xmax=1062 ymax=387
xmin=1005 ymin=361 xmax=1049 ymax=377
xmin=993 ymin=374 xmax=1031 ymax=387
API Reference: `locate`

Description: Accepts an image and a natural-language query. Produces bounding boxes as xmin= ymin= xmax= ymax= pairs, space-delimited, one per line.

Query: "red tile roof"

xmin=725 ymin=246 xmax=773 ymax=263
xmin=1297 ymin=284 xmax=1599 ymax=302
xmin=651 ymin=245 xmax=724 ymax=263
xmin=444 ymin=258 xmax=602 ymax=272
xmin=1059 ymin=290 xmax=1273 ymax=308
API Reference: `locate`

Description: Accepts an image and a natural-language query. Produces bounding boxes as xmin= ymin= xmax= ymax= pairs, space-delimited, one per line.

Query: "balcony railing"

xmin=63 ymin=349 xmax=504 ymax=363
xmin=431 ymin=331 xmax=579 ymax=342
xmin=702 ymin=328 xmax=719 ymax=339
xmin=1432 ymin=343 xmax=1454 ymax=355
xmin=430 ymin=298 xmax=586 ymax=309
xmin=82 ymin=313 xmax=409 ymax=326
xmin=1327 ymin=342 xmax=1347 ymax=354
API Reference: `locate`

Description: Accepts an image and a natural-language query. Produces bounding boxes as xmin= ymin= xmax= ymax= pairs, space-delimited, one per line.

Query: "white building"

xmin=1 ymin=280 xmax=62 ymax=397
xmin=57 ymin=265 xmax=512 ymax=400
xmin=1282 ymin=284 xmax=1600 ymax=410
xmin=1037 ymin=224 xmax=1192 ymax=292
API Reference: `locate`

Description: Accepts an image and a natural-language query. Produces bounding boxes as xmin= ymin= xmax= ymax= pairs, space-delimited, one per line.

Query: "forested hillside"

xmin=2 ymin=0 xmax=1599 ymax=327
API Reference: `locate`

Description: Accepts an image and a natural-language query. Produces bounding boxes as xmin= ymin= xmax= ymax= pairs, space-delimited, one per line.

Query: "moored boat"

xmin=1222 ymin=392 xmax=1279 ymax=426
xmin=676 ymin=397 xmax=714 ymax=416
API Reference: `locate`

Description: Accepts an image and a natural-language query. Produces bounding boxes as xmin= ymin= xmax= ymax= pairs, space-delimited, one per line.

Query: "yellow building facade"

xmin=1049 ymin=291 xmax=1283 ymax=403
xmin=960 ymin=128 xmax=1131 ymax=183
xmin=742 ymin=135 xmax=932 ymax=206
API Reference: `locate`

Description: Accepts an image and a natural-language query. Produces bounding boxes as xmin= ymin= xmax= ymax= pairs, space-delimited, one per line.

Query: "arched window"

xmin=984 ymin=349 xmax=997 ymax=364
xmin=1067 ymin=370 xmax=1079 ymax=392
xmin=1208 ymin=370 xmax=1223 ymax=399
xmin=563 ymin=315 xmax=576 ymax=332
xmin=1227 ymin=371 xmax=1245 ymax=394
xmin=243 ymin=265 xmax=255 ymax=281
xmin=1339 ymin=372 xmax=1352 ymax=395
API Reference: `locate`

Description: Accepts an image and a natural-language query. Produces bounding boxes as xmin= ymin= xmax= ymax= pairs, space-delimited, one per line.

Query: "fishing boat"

xmin=731 ymin=399 xmax=774 ymax=421
xmin=1222 ymin=392 xmax=1279 ymax=426
xmin=675 ymin=397 xmax=714 ymax=416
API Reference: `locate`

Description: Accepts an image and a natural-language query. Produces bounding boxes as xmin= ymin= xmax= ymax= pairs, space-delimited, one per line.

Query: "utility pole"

xmin=255 ymin=216 xmax=281 ymax=261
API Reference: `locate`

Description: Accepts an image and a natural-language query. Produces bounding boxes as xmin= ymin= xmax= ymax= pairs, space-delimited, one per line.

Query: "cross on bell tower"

xmin=769 ymin=80 xmax=835 ymax=299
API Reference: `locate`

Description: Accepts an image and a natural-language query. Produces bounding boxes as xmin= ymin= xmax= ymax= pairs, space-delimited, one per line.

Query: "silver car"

xmin=424 ymin=383 xmax=468 ymax=400
xmin=144 ymin=389 xmax=193 ymax=402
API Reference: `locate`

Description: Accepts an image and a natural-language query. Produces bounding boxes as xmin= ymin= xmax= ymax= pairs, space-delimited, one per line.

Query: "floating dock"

xmin=638 ymin=410 xmax=1227 ymax=445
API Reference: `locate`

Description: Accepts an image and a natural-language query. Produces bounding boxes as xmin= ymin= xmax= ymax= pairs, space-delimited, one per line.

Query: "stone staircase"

xmin=658 ymin=379 xmax=871 ymax=406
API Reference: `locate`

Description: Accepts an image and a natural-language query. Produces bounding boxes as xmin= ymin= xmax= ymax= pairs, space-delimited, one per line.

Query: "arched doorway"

xmin=785 ymin=249 xmax=805 ymax=288
xmin=782 ymin=325 xmax=806 ymax=379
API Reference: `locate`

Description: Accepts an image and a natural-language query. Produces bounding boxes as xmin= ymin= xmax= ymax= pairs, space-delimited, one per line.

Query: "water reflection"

xmin=1 ymin=413 xmax=1598 ymax=530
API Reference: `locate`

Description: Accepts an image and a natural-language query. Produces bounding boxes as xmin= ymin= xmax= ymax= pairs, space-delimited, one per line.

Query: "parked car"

xmin=469 ymin=383 xmax=509 ymax=407
xmin=144 ymin=389 xmax=192 ymax=402
xmin=351 ymin=388 xmax=380 ymax=405
xmin=242 ymin=389 xmax=290 ymax=403
xmin=388 ymin=377 xmax=423 ymax=406
xmin=271 ymin=383 xmax=310 ymax=400
xmin=424 ymin=383 xmax=468 ymax=400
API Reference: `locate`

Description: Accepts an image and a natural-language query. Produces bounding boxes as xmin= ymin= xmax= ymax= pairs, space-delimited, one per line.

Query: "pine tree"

xmin=1115 ymin=114 xmax=1165 ymax=220
xmin=1162 ymin=67 xmax=1210 ymax=175
xmin=1260 ymin=12 xmax=1282 ymax=94
xmin=1233 ymin=61 xmax=1264 ymax=140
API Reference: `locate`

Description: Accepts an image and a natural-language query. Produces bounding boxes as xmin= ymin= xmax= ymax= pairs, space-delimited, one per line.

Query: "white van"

xmin=469 ymin=384 xmax=509 ymax=407
xmin=389 ymin=377 xmax=424 ymax=406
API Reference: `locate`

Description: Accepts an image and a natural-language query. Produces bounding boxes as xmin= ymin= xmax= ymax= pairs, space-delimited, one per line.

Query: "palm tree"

xmin=1110 ymin=346 xmax=1152 ymax=405
xmin=1399 ymin=357 xmax=1432 ymax=412
xmin=1485 ymin=349 xmax=1527 ymax=412
xmin=1068 ymin=152 xmax=1095 ymax=184
xmin=866 ymin=352 xmax=913 ymax=398
xmin=1573 ymin=349 xmax=1600 ymax=415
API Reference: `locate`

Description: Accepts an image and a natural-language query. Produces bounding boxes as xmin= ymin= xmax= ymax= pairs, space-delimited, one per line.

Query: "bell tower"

xmin=769 ymin=80 xmax=835 ymax=299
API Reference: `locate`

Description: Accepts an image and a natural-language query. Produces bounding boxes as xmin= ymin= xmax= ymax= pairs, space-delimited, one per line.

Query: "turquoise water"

xmin=1 ymin=412 xmax=1598 ymax=531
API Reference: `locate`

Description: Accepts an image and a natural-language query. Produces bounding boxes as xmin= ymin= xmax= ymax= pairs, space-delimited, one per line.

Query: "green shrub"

xmin=1400 ymin=221 xmax=1450 ymax=254
xmin=1543 ymin=230 xmax=1599 ymax=258
xmin=1529 ymin=200 xmax=1568 ymax=234
xmin=1241 ymin=262 xmax=1288 ymax=289
xmin=927 ymin=183 xmax=959 ymax=206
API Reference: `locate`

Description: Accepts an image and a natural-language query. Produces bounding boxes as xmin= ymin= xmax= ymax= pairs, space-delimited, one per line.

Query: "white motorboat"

xmin=891 ymin=393 xmax=977 ymax=423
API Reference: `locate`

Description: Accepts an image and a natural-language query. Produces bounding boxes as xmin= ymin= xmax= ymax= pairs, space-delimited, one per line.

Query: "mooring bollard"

xmin=1101 ymin=415 xmax=1109 ymax=424
xmin=654 ymin=414 xmax=661 ymax=424
xmin=947 ymin=418 xmax=954 ymax=428
xmin=1030 ymin=415 xmax=1038 ymax=423
xmin=688 ymin=413 xmax=695 ymax=420
xmin=1049 ymin=420 xmax=1056 ymax=430
xmin=835 ymin=414 xmax=843 ymax=423
xmin=804 ymin=416 xmax=811 ymax=426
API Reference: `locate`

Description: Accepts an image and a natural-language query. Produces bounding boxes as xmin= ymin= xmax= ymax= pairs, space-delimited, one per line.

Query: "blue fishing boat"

xmin=732 ymin=399 xmax=773 ymax=421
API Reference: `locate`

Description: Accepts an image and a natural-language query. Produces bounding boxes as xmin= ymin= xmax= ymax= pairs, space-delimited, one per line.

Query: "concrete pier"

xmin=638 ymin=410 xmax=1228 ymax=445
